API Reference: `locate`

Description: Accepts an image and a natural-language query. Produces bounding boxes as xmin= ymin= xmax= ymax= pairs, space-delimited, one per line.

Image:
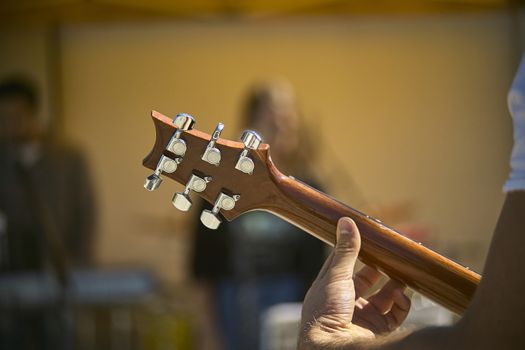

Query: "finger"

xmin=353 ymin=301 xmax=390 ymax=334
xmin=315 ymin=250 xmax=335 ymax=281
xmin=353 ymin=286 xmax=411 ymax=335
xmin=367 ymin=279 xmax=405 ymax=314
xmin=328 ymin=218 xmax=361 ymax=280
xmin=354 ymin=266 xmax=382 ymax=298
xmin=352 ymin=314 xmax=383 ymax=334
xmin=384 ymin=289 xmax=411 ymax=330
xmin=354 ymin=297 xmax=368 ymax=309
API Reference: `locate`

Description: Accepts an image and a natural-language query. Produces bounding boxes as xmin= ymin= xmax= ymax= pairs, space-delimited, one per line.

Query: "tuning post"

xmin=144 ymin=155 xmax=181 ymax=191
xmin=235 ymin=130 xmax=262 ymax=175
xmin=201 ymin=123 xmax=224 ymax=166
xmin=172 ymin=174 xmax=212 ymax=211
xmin=200 ymin=192 xmax=240 ymax=229
xmin=166 ymin=113 xmax=195 ymax=157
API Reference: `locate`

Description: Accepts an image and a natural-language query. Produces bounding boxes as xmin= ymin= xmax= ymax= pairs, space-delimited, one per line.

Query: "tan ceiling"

xmin=0 ymin=0 xmax=520 ymax=27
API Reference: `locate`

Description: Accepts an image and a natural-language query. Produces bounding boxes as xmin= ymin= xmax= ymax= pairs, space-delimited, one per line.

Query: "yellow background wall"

xmin=56 ymin=13 xmax=517 ymax=282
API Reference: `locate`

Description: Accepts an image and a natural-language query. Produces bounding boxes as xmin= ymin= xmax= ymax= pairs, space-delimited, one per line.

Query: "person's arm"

xmin=300 ymin=53 xmax=525 ymax=350
xmin=299 ymin=192 xmax=525 ymax=350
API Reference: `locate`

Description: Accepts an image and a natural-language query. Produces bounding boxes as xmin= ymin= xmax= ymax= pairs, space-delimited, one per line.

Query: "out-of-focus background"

xmin=1 ymin=1 xmax=524 ymax=349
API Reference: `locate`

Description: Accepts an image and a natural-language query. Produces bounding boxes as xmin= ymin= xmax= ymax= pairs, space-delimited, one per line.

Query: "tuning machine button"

xmin=201 ymin=123 xmax=224 ymax=166
xmin=172 ymin=174 xmax=212 ymax=211
xmin=200 ymin=192 xmax=240 ymax=229
xmin=166 ymin=113 xmax=195 ymax=157
xmin=144 ymin=155 xmax=181 ymax=191
xmin=235 ymin=130 xmax=262 ymax=174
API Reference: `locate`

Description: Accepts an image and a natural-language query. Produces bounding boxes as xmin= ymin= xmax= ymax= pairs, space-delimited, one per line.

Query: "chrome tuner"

xmin=166 ymin=113 xmax=195 ymax=157
xmin=201 ymin=123 xmax=224 ymax=166
xmin=144 ymin=155 xmax=181 ymax=191
xmin=235 ymin=130 xmax=262 ymax=174
xmin=200 ymin=192 xmax=240 ymax=229
xmin=172 ymin=174 xmax=212 ymax=211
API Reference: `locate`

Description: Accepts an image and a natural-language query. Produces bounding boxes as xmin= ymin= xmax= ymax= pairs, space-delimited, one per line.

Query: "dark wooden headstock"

xmin=142 ymin=110 xmax=283 ymax=222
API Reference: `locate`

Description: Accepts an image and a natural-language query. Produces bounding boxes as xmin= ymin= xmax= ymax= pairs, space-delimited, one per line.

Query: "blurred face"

xmin=0 ymin=96 xmax=40 ymax=143
xmin=250 ymin=84 xmax=300 ymax=158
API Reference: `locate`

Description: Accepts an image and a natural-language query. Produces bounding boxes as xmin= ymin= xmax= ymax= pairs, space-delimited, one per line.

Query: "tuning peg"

xmin=235 ymin=130 xmax=262 ymax=174
xmin=144 ymin=155 xmax=181 ymax=191
xmin=166 ymin=113 xmax=195 ymax=156
xmin=201 ymin=123 xmax=224 ymax=166
xmin=172 ymin=174 xmax=212 ymax=211
xmin=144 ymin=173 xmax=162 ymax=191
xmin=200 ymin=192 xmax=240 ymax=229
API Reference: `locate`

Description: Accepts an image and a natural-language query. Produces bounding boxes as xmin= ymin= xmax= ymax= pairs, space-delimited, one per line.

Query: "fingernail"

xmin=337 ymin=218 xmax=354 ymax=239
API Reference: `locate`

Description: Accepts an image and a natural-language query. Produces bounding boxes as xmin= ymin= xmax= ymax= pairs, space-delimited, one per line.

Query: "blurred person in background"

xmin=191 ymin=80 xmax=325 ymax=350
xmin=0 ymin=75 xmax=96 ymax=349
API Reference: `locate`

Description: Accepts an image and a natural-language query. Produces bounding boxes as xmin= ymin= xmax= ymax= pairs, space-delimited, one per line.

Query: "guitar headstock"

xmin=143 ymin=110 xmax=280 ymax=229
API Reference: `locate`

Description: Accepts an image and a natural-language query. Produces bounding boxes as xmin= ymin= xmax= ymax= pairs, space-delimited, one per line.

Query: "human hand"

xmin=299 ymin=218 xmax=411 ymax=350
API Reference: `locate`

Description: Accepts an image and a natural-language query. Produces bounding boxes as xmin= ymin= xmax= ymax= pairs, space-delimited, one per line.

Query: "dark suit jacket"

xmin=0 ymin=141 xmax=95 ymax=271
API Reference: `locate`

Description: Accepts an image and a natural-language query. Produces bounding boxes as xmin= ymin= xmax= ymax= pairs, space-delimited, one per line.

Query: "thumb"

xmin=330 ymin=218 xmax=361 ymax=277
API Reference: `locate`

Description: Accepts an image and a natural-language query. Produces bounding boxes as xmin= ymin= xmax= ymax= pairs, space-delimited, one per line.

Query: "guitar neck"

xmin=265 ymin=165 xmax=480 ymax=315
xmin=142 ymin=110 xmax=480 ymax=315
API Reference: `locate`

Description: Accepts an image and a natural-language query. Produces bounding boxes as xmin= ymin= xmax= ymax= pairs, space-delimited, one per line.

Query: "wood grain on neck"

xmin=263 ymin=161 xmax=480 ymax=314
